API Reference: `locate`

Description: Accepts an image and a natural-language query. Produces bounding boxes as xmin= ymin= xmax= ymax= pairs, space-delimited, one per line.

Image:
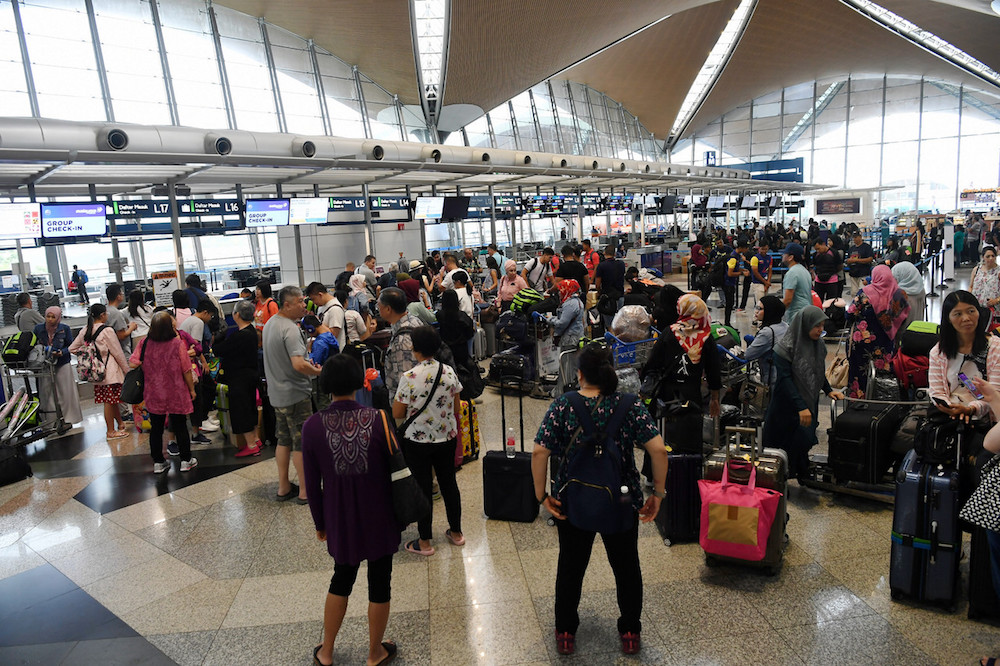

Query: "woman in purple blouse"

xmin=302 ymin=354 xmax=399 ymax=666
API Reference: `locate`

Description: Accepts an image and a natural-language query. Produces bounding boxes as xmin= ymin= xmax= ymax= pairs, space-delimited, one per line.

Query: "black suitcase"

xmin=968 ymin=526 xmax=1000 ymax=622
xmin=654 ymin=453 xmax=702 ymax=546
xmin=483 ymin=366 xmax=537 ymax=523
xmin=0 ymin=444 xmax=31 ymax=488
xmin=889 ymin=448 xmax=961 ymax=610
xmin=828 ymin=399 xmax=907 ymax=485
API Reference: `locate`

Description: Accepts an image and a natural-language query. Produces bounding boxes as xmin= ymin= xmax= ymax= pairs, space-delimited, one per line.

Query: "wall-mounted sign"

xmin=816 ymin=198 xmax=861 ymax=215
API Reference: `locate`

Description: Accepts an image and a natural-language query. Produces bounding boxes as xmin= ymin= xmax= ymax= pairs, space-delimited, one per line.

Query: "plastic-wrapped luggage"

xmin=610 ymin=306 xmax=651 ymax=342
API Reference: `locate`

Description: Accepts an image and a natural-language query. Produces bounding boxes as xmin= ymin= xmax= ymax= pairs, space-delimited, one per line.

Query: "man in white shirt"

xmin=357 ymin=255 xmax=379 ymax=299
xmin=522 ymin=247 xmax=554 ymax=291
xmin=438 ymin=254 xmax=461 ymax=293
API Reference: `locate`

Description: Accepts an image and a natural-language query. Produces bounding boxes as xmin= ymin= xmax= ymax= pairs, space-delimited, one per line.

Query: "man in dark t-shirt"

xmin=554 ymin=244 xmax=589 ymax=293
xmin=846 ymin=233 xmax=874 ymax=295
xmin=594 ymin=245 xmax=625 ymax=327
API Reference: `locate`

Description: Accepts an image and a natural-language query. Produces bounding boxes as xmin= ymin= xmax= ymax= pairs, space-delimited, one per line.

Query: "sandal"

xmin=556 ymin=631 xmax=575 ymax=655
xmin=404 ymin=539 xmax=435 ymax=557
xmin=374 ymin=641 xmax=397 ymax=665
xmin=312 ymin=645 xmax=331 ymax=666
xmin=445 ymin=529 xmax=465 ymax=546
xmin=108 ymin=429 xmax=129 ymax=439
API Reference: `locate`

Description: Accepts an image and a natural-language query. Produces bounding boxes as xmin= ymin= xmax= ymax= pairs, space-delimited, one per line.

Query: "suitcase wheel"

xmin=664 ymin=538 xmax=672 ymax=547
xmin=765 ymin=564 xmax=781 ymax=577
xmin=705 ymin=555 xmax=719 ymax=568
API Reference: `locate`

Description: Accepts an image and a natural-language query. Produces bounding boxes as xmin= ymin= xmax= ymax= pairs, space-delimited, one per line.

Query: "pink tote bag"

xmin=698 ymin=462 xmax=782 ymax=561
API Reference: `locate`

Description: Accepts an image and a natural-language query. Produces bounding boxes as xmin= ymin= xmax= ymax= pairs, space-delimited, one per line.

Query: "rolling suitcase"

xmin=889 ymin=448 xmax=961 ymax=610
xmin=457 ymin=399 xmax=481 ymax=465
xmin=827 ymin=399 xmax=907 ymax=485
xmin=473 ymin=327 xmax=487 ymax=361
xmin=654 ymin=452 xmax=702 ymax=546
xmin=968 ymin=526 xmax=1000 ymax=622
xmin=483 ymin=365 xmax=537 ymax=523
xmin=703 ymin=425 xmax=788 ymax=574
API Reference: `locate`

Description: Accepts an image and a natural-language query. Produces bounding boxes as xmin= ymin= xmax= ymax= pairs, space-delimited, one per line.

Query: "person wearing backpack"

xmin=69 ymin=303 xmax=131 ymax=439
xmin=531 ymin=342 xmax=667 ymax=657
xmin=71 ymin=264 xmax=90 ymax=304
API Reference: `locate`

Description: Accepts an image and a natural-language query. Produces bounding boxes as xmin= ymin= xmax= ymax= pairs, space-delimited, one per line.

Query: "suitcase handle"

xmin=829 ymin=395 xmax=927 ymax=426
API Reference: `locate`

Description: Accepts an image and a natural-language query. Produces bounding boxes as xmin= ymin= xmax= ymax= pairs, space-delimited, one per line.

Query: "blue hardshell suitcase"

xmin=889 ymin=448 xmax=961 ymax=610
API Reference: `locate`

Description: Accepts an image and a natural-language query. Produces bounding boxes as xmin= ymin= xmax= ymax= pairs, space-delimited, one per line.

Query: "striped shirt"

xmin=928 ymin=335 xmax=1000 ymax=420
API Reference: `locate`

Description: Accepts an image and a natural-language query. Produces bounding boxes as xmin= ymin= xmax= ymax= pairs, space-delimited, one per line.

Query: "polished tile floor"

xmin=1 ymin=263 xmax=998 ymax=665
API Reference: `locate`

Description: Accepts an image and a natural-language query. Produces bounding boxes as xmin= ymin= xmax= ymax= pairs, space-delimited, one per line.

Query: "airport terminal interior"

xmin=2 ymin=0 xmax=1000 ymax=664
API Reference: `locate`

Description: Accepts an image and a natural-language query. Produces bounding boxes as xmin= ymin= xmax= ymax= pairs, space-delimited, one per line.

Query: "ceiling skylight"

xmin=668 ymin=0 xmax=756 ymax=142
xmin=412 ymin=0 xmax=448 ymax=124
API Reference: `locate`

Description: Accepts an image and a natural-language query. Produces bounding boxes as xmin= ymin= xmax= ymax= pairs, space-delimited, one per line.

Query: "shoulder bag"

xmin=378 ymin=409 xmax=431 ymax=527
xmin=826 ymin=340 xmax=849 ymax=389
xmin=120 ymin=338 xmax=148 ymax=404
xmin=960 ymin=454 xmax=1000 ymax=531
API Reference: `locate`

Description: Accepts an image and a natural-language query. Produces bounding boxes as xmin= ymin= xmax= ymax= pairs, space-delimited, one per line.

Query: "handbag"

xmin=961 ymin=454 xmax=1000 ymax=531
xmin=119 ymin=338 xmax=147 ymax=405
xmin=378 ymin=410 xmax=430 ymax=527
xmin=826 ymin=343 xmax=849 ymax=389
xmin=698 ymin=462 xmax=783 ymax=562
xmin=480 ymin=304 xmax=500 ymax=324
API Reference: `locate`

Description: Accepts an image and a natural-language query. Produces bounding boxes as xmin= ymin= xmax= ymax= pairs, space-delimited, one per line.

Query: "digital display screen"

xmin=414 ymin=196 xmax=444 ymax=220
xmin=527 ymin=196 xmax=564 ymax=214
xmin=0 ymin=203 xmax=41 ymax=240
xmin=816 ymin=198 xmax=861 ymax=215
xmin=707 ymin=196 xmax=726 ymax=209
xmin=658 ymin=195 xmax=677 ymax=214
xmin=769 ymin=196 xmax=781 ymax=208
xmin=442 ymin=196 xmax=470 ymax=219
xmin=245 ymin=199 xmax=290 ymax=228
xmin=289 ymin=197 xmax=329 ymax=225
xmin=41 ymin=203 xmax=107 ymax=238
xmin=740 ymin=195 xmax=758 ymax=208
xmin=606 ymin=195 xmax=633 ymax=211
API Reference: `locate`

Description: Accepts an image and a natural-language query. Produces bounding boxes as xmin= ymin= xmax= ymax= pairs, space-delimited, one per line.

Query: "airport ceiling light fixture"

xmin=410 ymin=0 xmax=450 ymax=131
xmin=666 ymin=0 xmax=757 ymax=150
xmin=840 ymin=0 xmax=1000 ymax=90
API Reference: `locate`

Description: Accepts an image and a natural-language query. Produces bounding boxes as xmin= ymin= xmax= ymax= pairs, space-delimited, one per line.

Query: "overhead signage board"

xmin=109 ymin=200 xmax=171 ymax=218
xmin=0 ymin=202 xmax=41 ymax=241
xmin=245 ymin=199 xmax=290 ymax=228
xmin=108 ymin=199 xmax=241 ymax=219
xmin=180 ymin=199 xmax=241 ymax=217
xmin=414 ymin=196 xmax=444 ymax=220
xmin=493 ymin=195 xmax=519 ymax=208
xmin=816 ymin=198 xmax=861 ymax=215
xmin=289 ymin=197 xmax=329 ymax=225
xmin=468 ymin=195 xmax=492 ymax=208
xmin=41 ymin=203 xmax=107 ymax=238
xmin=370 ymin=196 xmax=409 ymax=210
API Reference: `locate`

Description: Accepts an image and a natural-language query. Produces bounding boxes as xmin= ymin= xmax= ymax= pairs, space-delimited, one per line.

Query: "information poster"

xmin=0 ymin=203 xmax=41 ymax=241
xmin=40 ymin=203 xmax=107 ymax=238
xmin=152 ymin=270 xmax=179 ymax=306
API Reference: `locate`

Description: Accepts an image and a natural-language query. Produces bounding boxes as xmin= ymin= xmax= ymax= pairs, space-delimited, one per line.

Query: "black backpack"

xmin=710 ymin=254 xmax=729 ymax=287
xmin=558 ymin=393 xmax=637 ymax=534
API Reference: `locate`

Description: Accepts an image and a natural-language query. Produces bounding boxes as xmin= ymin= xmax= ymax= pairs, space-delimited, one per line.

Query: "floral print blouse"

xmin=394 ymin=359 xmax=463 ymax=443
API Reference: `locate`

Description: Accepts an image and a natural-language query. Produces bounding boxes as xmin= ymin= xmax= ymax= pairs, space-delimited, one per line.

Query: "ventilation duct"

xmin=291 ymin=137 xmax=365 ymax=159
xmin=363 ymin=140 xmax=439 ymax=162
xmin=476 ymin=148 xmax=532 ymax=167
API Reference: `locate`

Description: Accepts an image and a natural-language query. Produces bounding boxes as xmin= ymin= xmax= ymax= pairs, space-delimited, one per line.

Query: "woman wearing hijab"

xmin=764 ymin=305 xmax=844 ymax=479
xmin=844 ymin=264 xmax=910 ymax=398
xmin=496 ymin=259 xmax=528 ymax=311
xmin=33 ymin=306 xmax=83 ymax=426
xmin=743 ymin=295 xmax=788 ymax=386
xmin=651 ymin=285 xmax=684 ymax=332
xmin=398 ymin=274 xmax=436 ymax=324
xmin=552 ymin=279 xmax=585 ymax=396
xmin=437 ymin=290 xmax=475 ymax=365
xmin=891 ymin=261 xmax=926 ymax=339
xmin=348 ymin=274 xmax=370 ymax=314
xmin=640 ymin=294 xmax=722 ymax=455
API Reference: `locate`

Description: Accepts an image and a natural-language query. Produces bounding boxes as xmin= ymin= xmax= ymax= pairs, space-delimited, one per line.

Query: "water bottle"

xmin=506 ymin=427 xmax=516 ymax=458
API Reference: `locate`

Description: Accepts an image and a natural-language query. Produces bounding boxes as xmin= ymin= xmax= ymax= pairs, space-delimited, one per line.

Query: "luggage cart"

xmin=604 ymin=329 xmax=659 ymax=370
xmin=0 ymin=354 xmax=71 ymax=448
xmin=487 ymin=318 xmax=560 ymax=399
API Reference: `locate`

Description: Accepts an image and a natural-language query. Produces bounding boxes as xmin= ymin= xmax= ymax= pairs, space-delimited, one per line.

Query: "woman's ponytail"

xmin=578 ymin=342 xmax=618 ymax=395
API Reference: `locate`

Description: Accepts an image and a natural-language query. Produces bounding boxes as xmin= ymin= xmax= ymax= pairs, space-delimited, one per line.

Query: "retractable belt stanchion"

xmin=938 ymin=249 xmax=949 ymax=289
xmin=927 ymin=252 xmax=939 ymax=298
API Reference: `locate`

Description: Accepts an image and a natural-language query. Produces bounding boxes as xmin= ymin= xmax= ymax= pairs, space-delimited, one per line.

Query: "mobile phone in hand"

xmin=958 ymin=372 xmax=985 ymax=399
xmin=932 ymin=396 xmax=951 ymax=408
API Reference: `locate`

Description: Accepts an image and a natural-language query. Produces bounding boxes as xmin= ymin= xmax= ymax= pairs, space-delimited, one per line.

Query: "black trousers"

xmin=401 ymin=438 xmax=462 ymax=541
xmin=739 ymin=274 xmax=753 ymax=309
xmin=722 ymin=284 xmax=736 ymax=326
xmin=149 ymin=413 xmax=192 ymax=463
xmin=555 ymin=518 xmax=642 ymax=635
xmin=329 ymin=552 xmax=393 ymax=603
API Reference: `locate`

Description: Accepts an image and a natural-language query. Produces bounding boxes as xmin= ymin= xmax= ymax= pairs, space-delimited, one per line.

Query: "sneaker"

xmin=180 ymin=457 xmax=198 ymax=472
xmin=167 ymin=441 xmax=180 ymax=456
xmin=204 ymin=416 xmax=220 ymax=427
xmin=121 ymin=412 xmax=134 ymax=423
xmin=153 ymin=461 xmax=170 ymax=474
xmin=620 ymin=632 xmax=640 ymax=655
xmin=556 ymin=631 xmax=575 ymax=656
xmin=191 ymin=433 xmax=211 ymax=444
xmin=235 ymin=443 xmax=261 ymax=458
xmin=199 ymin=421 xmax=220 ymax=433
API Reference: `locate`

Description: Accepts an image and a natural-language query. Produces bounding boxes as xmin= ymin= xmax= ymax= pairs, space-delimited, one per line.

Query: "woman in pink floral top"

xmin=391 ymin=325 xmax=463 ymax=557
xmin=844 ymin=264 xmax=910 ymax=398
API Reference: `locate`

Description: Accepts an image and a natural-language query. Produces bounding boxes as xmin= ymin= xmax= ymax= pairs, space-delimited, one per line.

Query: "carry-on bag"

xmin=703 ymin=425 xmax=788 ymax=573
xmin=473 ymin=326 xmax=487 ymax=361
xmin=655 ymin=452 xmax=702 ymax=546
xmin=898 ymin=321 xmax=940 ymax=357
xmin=456 ymin=399 xmax=482 ymax=466
xmin=488 ymin=347 xmax=534 ymax=383
xmin=483 ymin=366 xmax=537 ymax=522
xmin=2 ymin=332 xmax=37 ymax=366
xmin=0 ymin=444 xmax=31 ymax=487
xmin=698 ymin=457 xmax=782 ymax=563
xmin=216 ymin=383 xmax=233 ymax=444
xmin=827 ymin=399 xmax=908 ymax=485
xmin=889 ymin=447 xmax=962 ymax=610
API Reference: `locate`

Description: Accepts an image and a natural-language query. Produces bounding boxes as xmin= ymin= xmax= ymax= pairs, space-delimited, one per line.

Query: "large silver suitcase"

xmin=702 ymin=425 xmax=788 ymax=574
